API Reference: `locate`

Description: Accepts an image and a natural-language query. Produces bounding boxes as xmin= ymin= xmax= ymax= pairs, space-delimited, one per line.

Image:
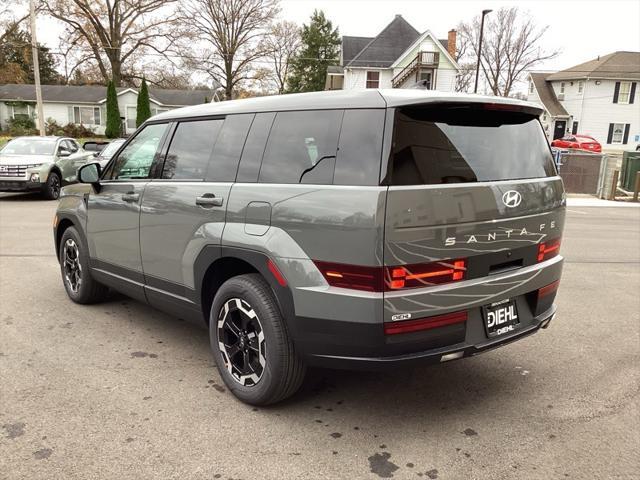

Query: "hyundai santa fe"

xmin=53 ymin=89 xmax=565 ymax=405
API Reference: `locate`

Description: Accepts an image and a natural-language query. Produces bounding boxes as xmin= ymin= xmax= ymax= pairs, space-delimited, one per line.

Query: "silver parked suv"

xmin=54 ymin=90 xmax=565 ymax=405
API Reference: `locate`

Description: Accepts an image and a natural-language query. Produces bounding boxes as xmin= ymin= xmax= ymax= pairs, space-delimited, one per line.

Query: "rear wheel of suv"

xmin=59 ymin=226 xmax=109 ymax=304
xmin=210 ymin=274 xmax=306 ymax=405
xmin=43 ymin=171 xmax=61 ymax=200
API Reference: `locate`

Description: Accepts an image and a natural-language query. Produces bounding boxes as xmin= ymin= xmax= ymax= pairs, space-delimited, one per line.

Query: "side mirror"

xmin=78 ymin=162 xmax=101 ymax=185
xmin=58 ymin=148 xmax=72 ymax=157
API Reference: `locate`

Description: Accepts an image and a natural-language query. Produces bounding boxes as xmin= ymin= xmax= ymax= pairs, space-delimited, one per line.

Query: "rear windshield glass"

xmin=388 ymin=105 xmax=556 ymax=185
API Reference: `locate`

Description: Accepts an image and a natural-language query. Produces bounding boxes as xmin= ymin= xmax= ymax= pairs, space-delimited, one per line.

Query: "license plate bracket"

xmin=482 ymin=299 xmax=520 ymax=338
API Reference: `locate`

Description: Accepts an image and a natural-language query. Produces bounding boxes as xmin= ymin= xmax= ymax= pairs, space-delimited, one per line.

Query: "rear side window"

xmin=163 ymin=119 xmax=223 ymax=180
xmin=206 ymin=114 xmax=254 ymax=182
xmin=259 ymin=110 xmax=342 ymax=184
xmin=388 ymin=106 xmax=556 ymax=185
xmin=237 ymin=112 xmax=275 ymax=183
xmin=334 ymin=109 xmax=384 ymax=185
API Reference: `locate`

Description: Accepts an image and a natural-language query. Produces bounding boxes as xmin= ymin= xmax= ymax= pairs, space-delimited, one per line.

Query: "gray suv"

xmin=54 ymin=90 xmax=565 ymax=405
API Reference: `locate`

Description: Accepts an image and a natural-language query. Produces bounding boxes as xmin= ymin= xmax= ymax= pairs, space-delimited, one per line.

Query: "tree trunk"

xmin=111 ymin=58 xmax=122 ymax=87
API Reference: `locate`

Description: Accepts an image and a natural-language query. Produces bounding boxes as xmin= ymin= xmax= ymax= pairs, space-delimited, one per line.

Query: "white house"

xmin=527 ymin=51 xmax=640 ymax=151
xmin=325 ymin=15 xmax=460 ymax=92
xmin=0 ymin=84 xmax=213 ymax=135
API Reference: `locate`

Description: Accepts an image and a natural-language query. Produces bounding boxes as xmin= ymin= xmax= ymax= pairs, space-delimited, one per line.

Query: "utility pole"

xmin=474 ymin=9 xmax=492 ymax=94
xmin=30 ymin=0 xmax=45 ymax=136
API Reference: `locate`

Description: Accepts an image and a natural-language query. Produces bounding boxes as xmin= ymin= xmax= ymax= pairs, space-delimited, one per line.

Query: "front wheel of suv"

xmin=59 ymin=226 xmax=109 ymax=304
xmin=210 ymin=274 xmax=306 ymax=405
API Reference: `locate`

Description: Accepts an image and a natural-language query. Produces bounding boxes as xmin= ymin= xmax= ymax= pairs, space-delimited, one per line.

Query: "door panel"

xmin=86 ymin=122 xmax=170 ymax=297
xmin=140 ymin=182 xmax=231 ymax=290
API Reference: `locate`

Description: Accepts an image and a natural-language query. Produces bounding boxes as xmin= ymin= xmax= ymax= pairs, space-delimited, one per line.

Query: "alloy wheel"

xmin=50 ymin=175 xmax=60 ymax=198
xmin=63 ymin=238 xmax=82 ymax=293
xmin=217 ymin=298 xmax=266 ymax=386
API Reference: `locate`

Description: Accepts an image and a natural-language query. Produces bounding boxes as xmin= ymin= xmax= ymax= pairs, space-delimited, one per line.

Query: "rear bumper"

xmin=302 ymin=305 xmax=556 ymax=370
xmin=0 ymin=180 xmax=43 ymax=192
xmin=289 ymin=256 xmax=563 ymax=370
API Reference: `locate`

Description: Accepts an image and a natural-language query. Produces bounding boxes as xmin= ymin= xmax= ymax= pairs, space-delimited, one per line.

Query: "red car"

xmin=551 ymin=135 xmax=602 ymax=153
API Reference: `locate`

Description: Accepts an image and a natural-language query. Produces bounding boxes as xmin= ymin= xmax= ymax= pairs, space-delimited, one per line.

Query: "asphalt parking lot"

xmin=0 ymin=193 xmax=638 ymax=480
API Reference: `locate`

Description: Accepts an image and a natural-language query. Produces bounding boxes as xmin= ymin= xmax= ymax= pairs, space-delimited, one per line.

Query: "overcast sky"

xmin=24 ymin=0 xmax=640 ymax=89
xmin=280 ymin=0 xmax=640 ymax=72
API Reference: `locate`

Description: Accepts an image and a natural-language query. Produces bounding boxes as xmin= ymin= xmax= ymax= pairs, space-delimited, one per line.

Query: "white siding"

xmin=526 ymin=78 xmax=556 ymax=139
xmin=551 ymin=79 xmax=640 ymax=151
xmin=343 ymin=68 xmax=393 ymax=90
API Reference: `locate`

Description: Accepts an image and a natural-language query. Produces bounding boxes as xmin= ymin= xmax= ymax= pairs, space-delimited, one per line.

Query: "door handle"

xmin=196 ymin=193 xmax=223 ymax=208
xmin=122 ymin=192 xmax=140 ymax=203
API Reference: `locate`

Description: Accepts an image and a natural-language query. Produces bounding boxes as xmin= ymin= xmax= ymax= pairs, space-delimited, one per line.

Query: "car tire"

xmin=210 ymin=274 xmax=306 ymax=405
xmin=59 ymin=226 xmax=109 ymax=304
xmin=43 ymin=171 xmax=61 ymax=200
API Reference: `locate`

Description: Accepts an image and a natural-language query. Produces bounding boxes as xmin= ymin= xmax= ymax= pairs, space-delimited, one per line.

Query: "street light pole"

xmin=474 ymin=9 xmax=492 ymax=94
xmin=29 ymin=0 xmax=45 ymax=136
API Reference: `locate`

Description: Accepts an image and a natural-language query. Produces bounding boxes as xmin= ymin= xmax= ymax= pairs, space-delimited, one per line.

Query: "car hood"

xmin=0 ymin=154 xmax=53 ymax=165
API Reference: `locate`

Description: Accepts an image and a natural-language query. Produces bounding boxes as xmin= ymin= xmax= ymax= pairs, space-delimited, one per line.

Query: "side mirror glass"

xmin=58 ymin=148 xmax=72 ymax=157
xmin=78 ymin=162 xmax=101 ymax=184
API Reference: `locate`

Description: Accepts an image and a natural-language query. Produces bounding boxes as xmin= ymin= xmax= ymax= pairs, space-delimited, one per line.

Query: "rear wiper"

xmin=299 ymin=155 xmax=335 ymax=183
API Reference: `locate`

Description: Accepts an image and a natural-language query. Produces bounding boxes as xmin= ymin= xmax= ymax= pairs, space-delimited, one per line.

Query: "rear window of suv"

xmin=388 ymin=104 xmax=556 ymax=185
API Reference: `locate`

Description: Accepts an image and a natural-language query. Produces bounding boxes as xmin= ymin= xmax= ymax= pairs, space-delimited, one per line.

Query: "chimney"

xmin=447 ymin=29 xmax=457 ymax=59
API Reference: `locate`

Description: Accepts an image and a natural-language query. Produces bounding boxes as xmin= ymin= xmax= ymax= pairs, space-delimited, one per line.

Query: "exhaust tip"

xmin=440 ymin=351 xmax=464 ymax=362
xmin=540 ymin=314 xmax=555 ymax=329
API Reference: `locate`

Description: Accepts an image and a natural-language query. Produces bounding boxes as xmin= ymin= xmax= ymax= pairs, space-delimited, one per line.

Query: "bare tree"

xmin=41 ymin=0 xmax=180 ymax=86
xmin=458 ymin=7 xmax=559 ymax=96
xmin=263 ymin=20 xmax=300 ymax=94
xmin=453 ymin=23 xmax=474 ymax=93
xmin=180 ymin=0 xmax=279 ymax=100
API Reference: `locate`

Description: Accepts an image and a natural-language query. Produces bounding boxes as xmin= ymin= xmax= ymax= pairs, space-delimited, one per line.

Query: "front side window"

xmin=259 ymin=110 xmax=342 ymax=184
xmin=366 ymin=71 xmax=380 ymax=89
xmin=162 ymin=119 xmax=223 ymax=180
xmin=618 ymin=82 xmax=631 ymax=104
xmin=611 ymin=123 xmax=625 ymax=143
xmin=388 ymin=106 xmax=556 ymax=185
xmin=111 ymin=123 xmax=168 ymax=180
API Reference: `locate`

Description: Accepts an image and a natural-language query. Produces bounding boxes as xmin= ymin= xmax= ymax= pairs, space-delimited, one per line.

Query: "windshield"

xmin=388 ymin=105 xmax=556 ymax=185
xmin=1 ymin=138 xmax=57 ymax=156
xmin=100 ymin=140 xmax=125 ymax=159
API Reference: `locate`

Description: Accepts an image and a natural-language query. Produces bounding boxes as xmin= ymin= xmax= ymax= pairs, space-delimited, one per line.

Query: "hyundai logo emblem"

xmin=502 ymin=190 xmax=522 ymax=208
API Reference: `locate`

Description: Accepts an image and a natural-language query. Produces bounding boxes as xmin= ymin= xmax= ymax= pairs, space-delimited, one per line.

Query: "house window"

xmin=542 ymin=112 xmax=547 ymax=122
xmin=558 ymin=82 xmax=565 ymax=99
xmin=71 ymin=106 xmax=100 ymax=125
xmin=578 ymin=81 xmax=584 ymax=94
xmin=418 ymin=70 xmax=433 ymax=89
xmin=366 ymin=71 xmax=380 ymax=89
xmin=126 ymin=106 xmax=137 ymax=129
xmin=611 ymin=123 xmax=625 ymax=144
xmin=151 ymin=107 xmax=169 ymax=117
xmin=11 ymin=104 xmax=31 ymax=119
xmin=618 ymin=82 xmax=631 ymax=104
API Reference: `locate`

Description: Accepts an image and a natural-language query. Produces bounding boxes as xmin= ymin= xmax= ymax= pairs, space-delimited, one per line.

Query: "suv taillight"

xmin=386 ymin=259 xmax=467 ymax=290
xmin=313 ymin=259 xmax=467 ymax=292
xmin=537 ymin=238 xmax=561 ymax=262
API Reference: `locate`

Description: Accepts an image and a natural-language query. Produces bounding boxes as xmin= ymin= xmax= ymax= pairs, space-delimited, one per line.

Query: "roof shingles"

xmin=0 ymin=84 xmax=212 ymax=106
xmin=546 ymin=51 xmax=640 ymax=81
xmin=346 ymin=15 xmax=420 ymax=68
